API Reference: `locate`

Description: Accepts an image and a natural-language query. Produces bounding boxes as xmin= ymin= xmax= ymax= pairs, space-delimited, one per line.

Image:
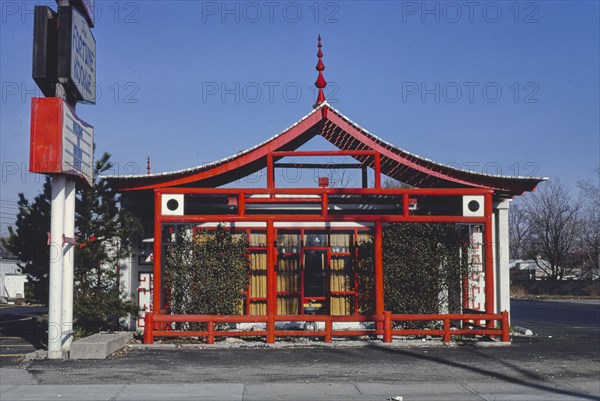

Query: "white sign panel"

xmin=468 ymin=228 xmax=485 ymax=311
xmin=62 ymin=102 xmax=94 ymax=185
xmin=137 ymin=272 xmax=153 ymax=329
xmin=71 ymin=7 xmax=96 ymax=103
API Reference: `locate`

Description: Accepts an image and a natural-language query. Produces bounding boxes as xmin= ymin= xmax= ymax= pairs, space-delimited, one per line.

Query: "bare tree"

xmin=313 ymin=157 xmax=357 ymax=188
xmin=509 ymin=201 xmax=530 ymax=260
xmin=578 ymin=168 xmax=600 ymax=208
xmin=383 ymin=178 xmax=412 ymax=189
xmin=325 ymin=166 xmax=356 ymax=188
xmin=578 ymin=168 xmax=600 ymax=273
xmin=524 ymin=180 xmax=581 ymax=280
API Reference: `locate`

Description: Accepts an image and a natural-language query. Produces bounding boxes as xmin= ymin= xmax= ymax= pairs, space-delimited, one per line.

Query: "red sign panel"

xmin=30 ymin=97 xmax=94 ymax=186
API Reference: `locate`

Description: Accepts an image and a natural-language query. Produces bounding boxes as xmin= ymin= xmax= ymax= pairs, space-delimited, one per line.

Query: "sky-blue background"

xmin=1 ymin=0 xmax=599 ymax=235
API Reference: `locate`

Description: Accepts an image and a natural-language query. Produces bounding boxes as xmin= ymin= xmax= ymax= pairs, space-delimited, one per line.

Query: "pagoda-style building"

xmin=106 ymin=37 xmax=544 ymax=344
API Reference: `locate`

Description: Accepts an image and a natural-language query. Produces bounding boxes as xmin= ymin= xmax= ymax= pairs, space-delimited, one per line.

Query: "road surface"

xmin=1 ymin=300 xmax=598 ymax=400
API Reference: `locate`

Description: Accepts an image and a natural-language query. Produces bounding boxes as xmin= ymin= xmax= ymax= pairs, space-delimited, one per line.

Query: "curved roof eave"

xmin=104 ymin=104 xmax=326 ymax=191
xmin=104 ymin=102 xmax=546 ymax=197
xmin=323 ymin=106 xmax=547 ymax=196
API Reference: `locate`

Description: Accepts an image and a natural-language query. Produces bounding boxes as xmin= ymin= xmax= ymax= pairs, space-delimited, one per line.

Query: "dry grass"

xmin=510 ymin=285 xmax=529 ymax=298
xmin=584 ymin=281 xmax=600 ymax=297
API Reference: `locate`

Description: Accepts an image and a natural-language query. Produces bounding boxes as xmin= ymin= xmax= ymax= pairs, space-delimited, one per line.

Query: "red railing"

xmin=143 ymin=311 xmax=510 ymax=344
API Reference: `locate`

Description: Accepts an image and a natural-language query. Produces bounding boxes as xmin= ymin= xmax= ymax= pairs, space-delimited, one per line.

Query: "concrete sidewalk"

xmin=1 ymin=369 xmax=598 ymax=401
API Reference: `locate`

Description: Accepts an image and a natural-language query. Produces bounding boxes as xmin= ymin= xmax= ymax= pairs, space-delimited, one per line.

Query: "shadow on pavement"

xmin=0 ymin=307 xmax=48 ymax=350
xmin=367 ymin=343 xmax=598 ymax=400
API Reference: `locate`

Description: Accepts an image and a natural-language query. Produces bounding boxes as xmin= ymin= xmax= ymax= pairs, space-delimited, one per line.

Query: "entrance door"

xmin=302 ymin=233 xmax=328 ymax=314
xmin=304 ymin=249 xmax=326 ymax=297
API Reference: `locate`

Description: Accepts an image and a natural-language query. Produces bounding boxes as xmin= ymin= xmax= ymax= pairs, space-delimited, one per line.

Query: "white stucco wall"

xmin=493 ymin=200 xmax=511 ymax=315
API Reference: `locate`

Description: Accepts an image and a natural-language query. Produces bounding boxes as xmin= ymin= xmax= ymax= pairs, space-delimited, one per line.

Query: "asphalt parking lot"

xmin=24 ymin=333 xmax=599 ymax=384
xmin=2 ymin=300 xmax=599 ymax=400
xmin=20 ymin=300 xmax=600 ymax=386
xmin=0 ymin=305 xmax=46 ymax=367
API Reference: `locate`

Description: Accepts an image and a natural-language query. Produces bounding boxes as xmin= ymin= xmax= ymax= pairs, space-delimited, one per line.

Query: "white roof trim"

xmin=103 ymin=101 xmax=547 ymax=183
xmin=325 ymin=105 xmax=548 ymax=181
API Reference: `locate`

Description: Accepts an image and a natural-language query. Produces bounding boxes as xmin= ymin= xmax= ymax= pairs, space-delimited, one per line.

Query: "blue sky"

xmin=1 ymin=1 xmax=599 ymax=235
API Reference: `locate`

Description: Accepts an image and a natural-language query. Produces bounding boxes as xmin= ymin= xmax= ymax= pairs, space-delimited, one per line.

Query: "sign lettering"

xmin=70 ymin=8 xmax=96 ymax=103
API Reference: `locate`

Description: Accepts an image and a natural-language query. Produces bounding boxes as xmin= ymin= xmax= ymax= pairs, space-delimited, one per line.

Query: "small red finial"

xmin=314 ymin=34 xmax=327 ymax=106
xmin=147 ymin=156 xmax=151 ymax=175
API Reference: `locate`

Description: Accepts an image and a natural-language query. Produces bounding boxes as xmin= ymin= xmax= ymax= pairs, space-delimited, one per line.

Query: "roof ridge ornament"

xmin=314 ymin=34 xmax=327 ymax=108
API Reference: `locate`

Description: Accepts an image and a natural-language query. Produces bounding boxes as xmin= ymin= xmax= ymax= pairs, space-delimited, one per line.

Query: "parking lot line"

xmin=1 ymin=345 xmax=35 ymax=347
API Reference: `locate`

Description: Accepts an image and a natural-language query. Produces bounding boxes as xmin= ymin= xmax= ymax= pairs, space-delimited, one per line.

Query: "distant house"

xmin=509 ymin=258 xmax=583 ymax=280
xmin=578 ymin=269 xmax=600 ymax=280
xmin=0 ymin=258 xmax=27 ymax=303
xmin=510 ymin=259 xmax=537 ymax=280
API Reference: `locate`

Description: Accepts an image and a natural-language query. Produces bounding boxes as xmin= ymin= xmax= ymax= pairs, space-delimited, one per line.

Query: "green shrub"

xmin=358 ymin=223 xmax=469 ymax=327
xmin=164 ymin=226 xmax=249 ymax=329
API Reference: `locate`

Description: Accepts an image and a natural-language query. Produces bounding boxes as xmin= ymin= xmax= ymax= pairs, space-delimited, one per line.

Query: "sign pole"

xmin=57 ymin=0 xmax=82 ymax=355
xmin=32 ymin=0 xmax=95 ymax=358
xmin=56 ymin=0 xmax=78 ymax=350
xmin=62 ymin=178 xmax=76 ymax=350
xmin=48 ymin=174 xmax=65 ymax=359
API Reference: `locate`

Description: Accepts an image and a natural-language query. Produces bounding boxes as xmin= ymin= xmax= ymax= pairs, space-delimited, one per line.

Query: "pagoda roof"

xmin=104 ymin=103 xmax=545 ymax=198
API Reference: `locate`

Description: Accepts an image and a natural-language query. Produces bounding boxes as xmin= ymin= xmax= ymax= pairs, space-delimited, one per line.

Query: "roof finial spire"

xmin=147 ymin=156 xmax=151 ymax=175
xmin=314 ymin=34 xmax=327 ymax=107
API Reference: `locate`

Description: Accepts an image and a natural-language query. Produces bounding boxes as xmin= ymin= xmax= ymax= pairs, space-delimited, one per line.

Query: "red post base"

xmin=383 ymin=311 xmax=392 ymax=343
xmin=266 ymin=313 xmax=275 ymax=343
xmin=143 ymin=312 xmax=154 ymax=344
xmin=501 ymin=311 xmax=510 ymax=342
xmin=325 ymin=320 xmax=332 ymax=343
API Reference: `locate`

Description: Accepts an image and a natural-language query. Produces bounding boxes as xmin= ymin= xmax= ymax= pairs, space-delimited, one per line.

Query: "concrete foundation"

xmin=69 ymin=332 xmax=133 ymax=360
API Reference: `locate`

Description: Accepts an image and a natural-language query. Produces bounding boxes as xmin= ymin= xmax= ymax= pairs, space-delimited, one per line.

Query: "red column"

xmin=207 ymin=321 xmax=215 ymax=344
xmin=143 ymin=312 xmax=154 ymax=344
xmin=153 ymin=190 xmax=162 ymax=314
xmin=267 ymin=154 xmax=274 ymax=190
xmin=501 ymin=311 xmax=510 ymax=342
xmin=321 ymin=194 xmax=328 ymax=217
xmin=374 ymin=220 xmax=384 ymax=331
xmin=325 ymin=320 xmax=332 ymax=343
xmin=443 ymin=319 xmax=451 ymax=343
xmin=374 ymin=153 xmax=381 ymax=189
xmin=238 ymin=193 xmax=245 ymax=217
xmin=484 ymin=194 xmax=495 ymax=328
xmin=266 ymin=220 xmax=276 ymax=342
xmin=383 ymin=311 xmax=392 ymax=343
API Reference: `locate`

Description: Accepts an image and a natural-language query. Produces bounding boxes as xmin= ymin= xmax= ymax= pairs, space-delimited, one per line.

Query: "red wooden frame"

xmin=143 ymin=311 xmax=510 ymax=344
xmin=148 ymin=150 xmax=500 ymax=344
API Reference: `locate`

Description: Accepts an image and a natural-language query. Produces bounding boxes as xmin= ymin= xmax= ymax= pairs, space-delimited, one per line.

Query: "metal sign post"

xmin=47 ymin=175 xmax=65 ymax=359
xmin=31 ymin=0 xmax=96 ymax=359
xmin=62 ymin=178 xmax=76 ymax=351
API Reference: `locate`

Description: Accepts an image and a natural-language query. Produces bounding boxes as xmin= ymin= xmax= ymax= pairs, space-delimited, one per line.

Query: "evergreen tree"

xmin=3 ymin=177 xmax=52 ymax=302
xmin=164 ymin=225 xmax=249 ymax=329
xmin=74 ymin=152 xmax=142 ymax=334
xmin=3 ymin=152 xmax=141 ymax=335
xmin=358 ymin=223 xmax=469 ymax=322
